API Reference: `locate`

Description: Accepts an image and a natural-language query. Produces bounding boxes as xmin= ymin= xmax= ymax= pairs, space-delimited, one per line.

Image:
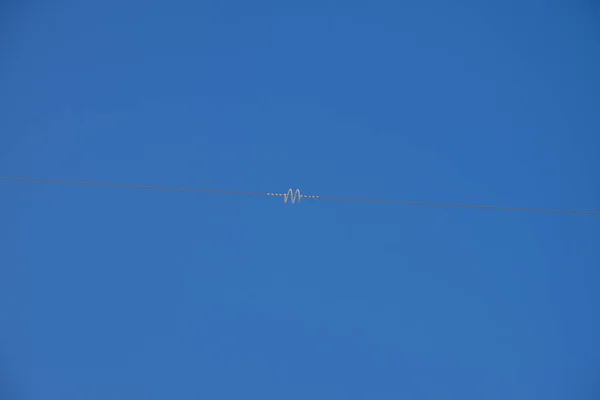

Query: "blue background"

xmin=1 ymin=0 xmax=599 ymax=398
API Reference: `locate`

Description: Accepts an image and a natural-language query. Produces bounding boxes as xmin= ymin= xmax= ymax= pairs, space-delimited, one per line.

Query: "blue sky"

xmin=1 ymin=0 xmax=599 ymax=398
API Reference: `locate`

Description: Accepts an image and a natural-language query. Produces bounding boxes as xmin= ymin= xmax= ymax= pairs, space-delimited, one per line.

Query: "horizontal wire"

xmin=317 ymin=196 xmax=598 ymax=215
xmin=0 ymin=177 xmax=270 ymax=197
xmin=1 ymin=176 xmax=598 ymax=215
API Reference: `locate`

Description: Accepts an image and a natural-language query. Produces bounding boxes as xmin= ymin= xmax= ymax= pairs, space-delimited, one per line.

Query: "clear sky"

xmin=1 ymin=0 xmax=599 ymax=399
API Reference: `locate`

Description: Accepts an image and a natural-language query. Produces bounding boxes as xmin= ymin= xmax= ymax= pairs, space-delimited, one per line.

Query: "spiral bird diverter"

xmin=266 ymin=189 xmax=319 ymax=204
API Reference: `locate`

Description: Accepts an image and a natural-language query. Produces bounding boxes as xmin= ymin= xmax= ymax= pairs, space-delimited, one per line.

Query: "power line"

xmin=0 ymin=176 xmax=269 ymax=197
xmin=1 ymin=176 xmax=598 ymax=215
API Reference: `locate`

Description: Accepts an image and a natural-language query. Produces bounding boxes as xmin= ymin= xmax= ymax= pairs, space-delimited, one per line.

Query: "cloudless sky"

xmin=1 ymin=0 xmax=599 ymax=398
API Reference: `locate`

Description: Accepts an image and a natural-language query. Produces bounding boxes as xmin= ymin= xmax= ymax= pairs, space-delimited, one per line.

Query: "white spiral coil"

xmin=266 ymin=189 xmax=319 ymax=204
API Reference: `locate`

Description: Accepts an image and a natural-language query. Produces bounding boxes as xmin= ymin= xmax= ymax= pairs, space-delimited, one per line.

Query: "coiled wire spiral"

xmin=266 ymin=189 xmax=319 ymax=203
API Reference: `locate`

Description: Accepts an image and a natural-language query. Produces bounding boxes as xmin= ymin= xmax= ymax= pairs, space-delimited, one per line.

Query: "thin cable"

xmin=0 ymin=177 xmax=269 ymax=198
xmin=1 ymin=176 xmax=598 ymax=215
xmin=317 ymin=196 xmax=598 ymax=215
